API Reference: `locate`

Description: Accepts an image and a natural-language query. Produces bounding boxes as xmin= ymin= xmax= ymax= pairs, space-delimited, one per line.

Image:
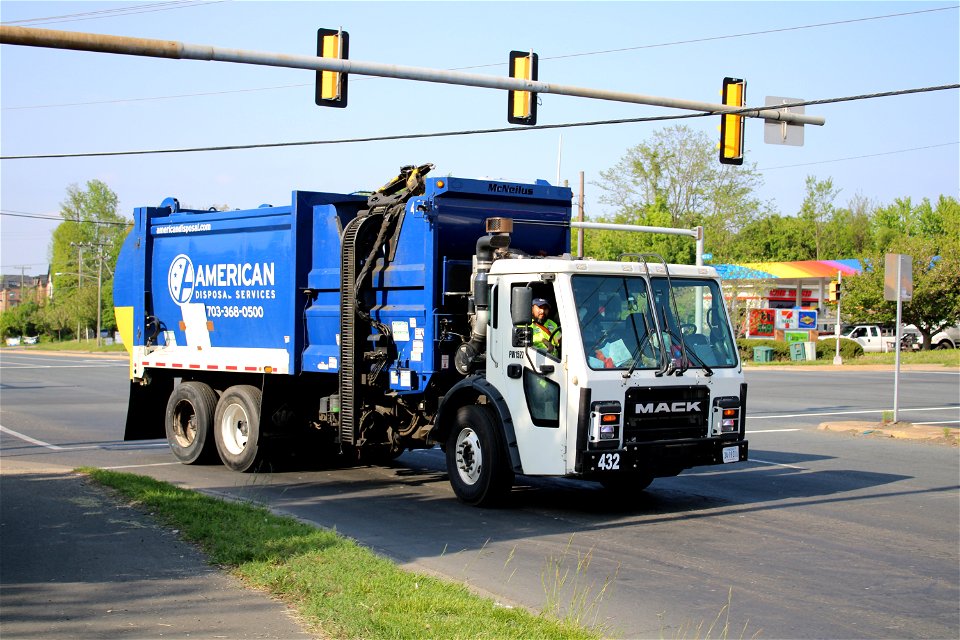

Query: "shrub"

xmin=736 ymin=337 xmax=863 ymax=362
xmin=816 ymin=337 xmax=863 ymax=360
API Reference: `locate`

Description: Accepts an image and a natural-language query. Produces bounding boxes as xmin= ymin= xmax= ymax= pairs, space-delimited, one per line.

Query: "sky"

xmin=2 ymin=0 xmax=958 ymax=277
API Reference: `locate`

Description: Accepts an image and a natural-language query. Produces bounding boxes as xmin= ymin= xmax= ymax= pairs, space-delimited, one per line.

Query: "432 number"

xmin=597 ymin=453 xmax=620 ymax=471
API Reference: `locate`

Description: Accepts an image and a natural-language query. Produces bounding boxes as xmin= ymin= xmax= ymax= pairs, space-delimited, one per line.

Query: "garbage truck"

xmin=114 ymin=164 xmax=748 ymax=505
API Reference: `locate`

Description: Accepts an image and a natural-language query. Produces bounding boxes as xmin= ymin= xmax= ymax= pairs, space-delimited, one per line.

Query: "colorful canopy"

xmin=714 ymin=259 xmax=862 ymax=281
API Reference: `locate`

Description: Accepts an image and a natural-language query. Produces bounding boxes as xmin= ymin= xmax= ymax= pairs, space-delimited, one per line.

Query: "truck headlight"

xmin=711 ymin=397 xmax=741 ymax=436
xmin=590 ymin=401 xmax=621 ymax=447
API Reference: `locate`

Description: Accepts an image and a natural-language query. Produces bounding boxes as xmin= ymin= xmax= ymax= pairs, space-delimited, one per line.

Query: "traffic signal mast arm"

xmin=0 ymin=25 xmax=825 ymax=127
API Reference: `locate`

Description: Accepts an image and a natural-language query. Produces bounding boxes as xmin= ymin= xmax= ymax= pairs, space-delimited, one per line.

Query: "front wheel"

xmin=445 ymin=405 xmax=514 ymax=506
xmin=214 ymin=385 xmax=265 ymax=472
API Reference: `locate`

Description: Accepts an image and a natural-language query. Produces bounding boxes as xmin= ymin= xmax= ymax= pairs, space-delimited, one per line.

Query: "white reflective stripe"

xmin=138 ymin=346 xmax=290 ymax=374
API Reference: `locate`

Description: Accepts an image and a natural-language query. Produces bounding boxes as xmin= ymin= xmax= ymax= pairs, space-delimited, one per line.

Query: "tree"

xmin=798 ymin=176 xmax=840 ymax=260
xmin=0 ymin=301 xmax=40 ymax=338
xmin=840 ymin=236 xmax=960 ymax=349
xmin=594 ymin=125 xmax=767 ymax=262
xmin=48 ymin=180 xmax=130 ymax=340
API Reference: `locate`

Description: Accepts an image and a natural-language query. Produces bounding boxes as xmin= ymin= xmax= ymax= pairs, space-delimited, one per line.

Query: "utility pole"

xmin=577 ymin=172 xmax=585 ymax=259
xmin=73 ymin=242 xmax=107 ymax=346
xmin=70 ymin=242 xmax=85 ymax=340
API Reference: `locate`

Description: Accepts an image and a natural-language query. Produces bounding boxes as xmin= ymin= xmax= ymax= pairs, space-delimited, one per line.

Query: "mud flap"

xmin=123 ymin=377 xmax=173 ymax=441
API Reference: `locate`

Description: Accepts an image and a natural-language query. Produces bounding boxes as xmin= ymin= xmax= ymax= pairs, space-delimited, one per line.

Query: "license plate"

xmin=722 ymin=446 xmax=739 ymax=464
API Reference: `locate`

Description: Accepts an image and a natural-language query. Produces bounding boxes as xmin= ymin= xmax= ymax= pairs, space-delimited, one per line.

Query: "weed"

xmin=541 ymin=534 xmax=620 ymax=632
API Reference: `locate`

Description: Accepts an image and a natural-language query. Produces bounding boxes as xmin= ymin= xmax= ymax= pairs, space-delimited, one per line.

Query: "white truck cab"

xmin=437 ymin=250 xmax=748 ymax=504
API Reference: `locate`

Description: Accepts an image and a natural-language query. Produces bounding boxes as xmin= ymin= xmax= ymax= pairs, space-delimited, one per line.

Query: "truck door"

xmin=487 ymin=281 xmax=568 ymax=476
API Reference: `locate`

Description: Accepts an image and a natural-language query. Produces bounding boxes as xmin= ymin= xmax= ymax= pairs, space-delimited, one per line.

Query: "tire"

xmin=445 ymin=405 xmax=514 ymax=506
xmin=214 ymin=385 xmax=265 ymax=472
xmin=935 ymin=341 xmax=953 ymax=350
xmin=164 ymin=381 xmax=218 ymax=464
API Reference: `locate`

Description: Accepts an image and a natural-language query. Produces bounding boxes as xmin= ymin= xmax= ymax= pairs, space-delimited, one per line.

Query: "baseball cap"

xmin=532 ymin=298 xmax=550 ymax=307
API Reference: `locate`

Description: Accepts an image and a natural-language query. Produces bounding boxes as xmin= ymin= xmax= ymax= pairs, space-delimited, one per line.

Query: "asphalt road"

xmin=1 ymin=350 xmax=958 ymax=638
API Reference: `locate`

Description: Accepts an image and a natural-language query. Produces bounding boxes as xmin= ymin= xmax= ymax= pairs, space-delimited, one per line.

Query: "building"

xmin=714 ymin=259 xmax=862 ymax=334
xmin=0 ymin=272 xmax=50 ymax=314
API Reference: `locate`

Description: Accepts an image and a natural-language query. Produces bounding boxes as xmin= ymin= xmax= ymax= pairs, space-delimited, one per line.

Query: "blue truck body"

xmin=115 ymin=177 xmax=571 ymax=391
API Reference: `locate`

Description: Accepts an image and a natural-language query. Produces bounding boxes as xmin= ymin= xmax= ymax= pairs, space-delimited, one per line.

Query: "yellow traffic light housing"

xmin=316 ymin=28 xmax=349 ymax=108
xmin=508 ymin=50 xmax=538 ymax=125
xmin=720 ymin=77 xmax=746 ymax=165
xmin=827 ymin=280 xmax=841 ymax=303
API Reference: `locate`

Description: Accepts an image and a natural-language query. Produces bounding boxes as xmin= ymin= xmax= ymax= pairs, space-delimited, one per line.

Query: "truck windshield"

xmin=572 ymin=275 xmax=738 ymax=371
xmin=650 ymin=277 xmax=738 ymax=369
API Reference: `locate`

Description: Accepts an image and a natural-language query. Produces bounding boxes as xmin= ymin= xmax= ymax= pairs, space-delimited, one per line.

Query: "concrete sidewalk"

xmin=0 ymin=460 xmax=315 ymax=639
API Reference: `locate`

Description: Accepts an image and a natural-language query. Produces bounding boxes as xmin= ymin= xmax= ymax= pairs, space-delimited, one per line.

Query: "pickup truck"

xmin=819 ymin=325 xmax=898 ymax=352
xmin=903 ymin=324 xmax=959 ymax=350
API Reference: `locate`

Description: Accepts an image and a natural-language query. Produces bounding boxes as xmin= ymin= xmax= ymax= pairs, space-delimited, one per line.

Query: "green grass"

xmin=747 ymin=349 xmax=959 ymax=367
xmin=855 ymin=349 xmax=960 ymax=367
xmin=8 ymin=338 xmax=127 ymax=353
xmin=81 ymin=468 xmax=598 ymax=640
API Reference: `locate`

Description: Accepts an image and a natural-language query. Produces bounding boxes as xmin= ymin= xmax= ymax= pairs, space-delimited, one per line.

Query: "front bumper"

xmin=578 ymin=438 xmax=748 ymax=477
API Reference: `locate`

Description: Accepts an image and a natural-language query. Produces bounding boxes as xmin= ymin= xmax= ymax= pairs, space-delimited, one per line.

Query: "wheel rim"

xmin=172 ymin=401 xmax=197 ymax=448
xmin=454 ymin=427 xmax=483 ymax=486
xmin=219 ymin=401 xmax=249 ymax=455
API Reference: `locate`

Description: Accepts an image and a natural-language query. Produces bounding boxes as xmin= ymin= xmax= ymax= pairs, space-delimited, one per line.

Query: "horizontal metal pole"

xmin=0 ymin=26 xmax=825 ymax=126
xmin=570 ymin=220 xmax=700 ymax=239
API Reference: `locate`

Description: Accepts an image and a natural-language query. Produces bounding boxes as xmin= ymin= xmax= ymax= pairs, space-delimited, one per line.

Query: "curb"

xmin=819 ymin=420 xmax=958 ymax=445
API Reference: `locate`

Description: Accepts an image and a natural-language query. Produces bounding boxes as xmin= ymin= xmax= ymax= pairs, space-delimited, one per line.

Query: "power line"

xmin=758 ymin=142 xmax=960 ymax=171
xmin=3 ymin=4 xmax=955 ymax=111
xmin=1 ymin=84 xmax=956 ymax=161
xmin=543 ymin=5 xmax=959 ymax=62
xmin=0 ymin=210 xmax=130 ymax=225
xmin=0 ymin=1 xmax=224 ymax=27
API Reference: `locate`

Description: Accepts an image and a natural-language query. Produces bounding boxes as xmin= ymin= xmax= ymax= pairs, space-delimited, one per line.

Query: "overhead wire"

xmin=758 ymin=142 xmax=960 ymax=171
xmin=2 ymin=84 xmax=957 ymax=160
xmin=2 ymin=4 xmax=956 ymax=111
xmin=0 ymin=1 xmax=224 ymax=27
xmin=0 ymin=210 xmax=130 ymax=225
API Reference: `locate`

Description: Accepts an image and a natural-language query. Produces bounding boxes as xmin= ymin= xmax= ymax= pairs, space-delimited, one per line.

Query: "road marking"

xmin=751 ymin=458 xmax=806 ymax=470
xmin=0 ymin=425 xmax=169 ymax=452
xmin=747 ymin=428 xmax=802 ymax=433
xmin=101 ymin=462 xmax=181 ymax=470
xmin=748 ymin=406 xmax=958 ymax=420
xmin=0 ymin=363 xmax=126 ymax=369
xmin=0 ymin=424 xmax=65 ymax=450
xmin=912 ymin=420 xmax=960 ymax=426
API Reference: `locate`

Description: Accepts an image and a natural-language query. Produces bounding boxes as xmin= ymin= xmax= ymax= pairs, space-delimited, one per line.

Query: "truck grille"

xmin=623 ymin=386 xmax=709 ymax=443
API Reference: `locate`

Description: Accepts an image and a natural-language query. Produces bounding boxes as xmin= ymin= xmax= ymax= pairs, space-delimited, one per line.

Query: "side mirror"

xmin=511 ymin=286 xmax=533 ymax=326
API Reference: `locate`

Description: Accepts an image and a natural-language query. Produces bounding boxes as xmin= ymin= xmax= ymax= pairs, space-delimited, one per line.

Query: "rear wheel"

xmin=214 ymin=385 xmax=265 ymax=472
xmin=164 ymin=381 xmax=218 ymax=464
xmin=445 ymin=405 xmax=514 ymax=506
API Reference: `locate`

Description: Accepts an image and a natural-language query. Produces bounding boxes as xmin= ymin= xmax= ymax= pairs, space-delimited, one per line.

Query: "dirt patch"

xmin=819 ymin=420 xmax=958 ymax=446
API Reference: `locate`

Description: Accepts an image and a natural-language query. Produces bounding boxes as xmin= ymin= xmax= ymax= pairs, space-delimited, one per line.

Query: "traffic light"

xmin=719 ymin=77 xmax=746 ymax=165
xmin=827 ymin=280 xmax=841 ymax=303
xmin=316 ymin=28 xmax=349 ymax=107
xmin=507 ymin=50 xmax=538 ymax=125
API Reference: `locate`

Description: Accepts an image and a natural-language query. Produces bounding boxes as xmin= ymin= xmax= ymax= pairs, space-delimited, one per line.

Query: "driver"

xmin=530 ymin=298 xmax=561 ymax=356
